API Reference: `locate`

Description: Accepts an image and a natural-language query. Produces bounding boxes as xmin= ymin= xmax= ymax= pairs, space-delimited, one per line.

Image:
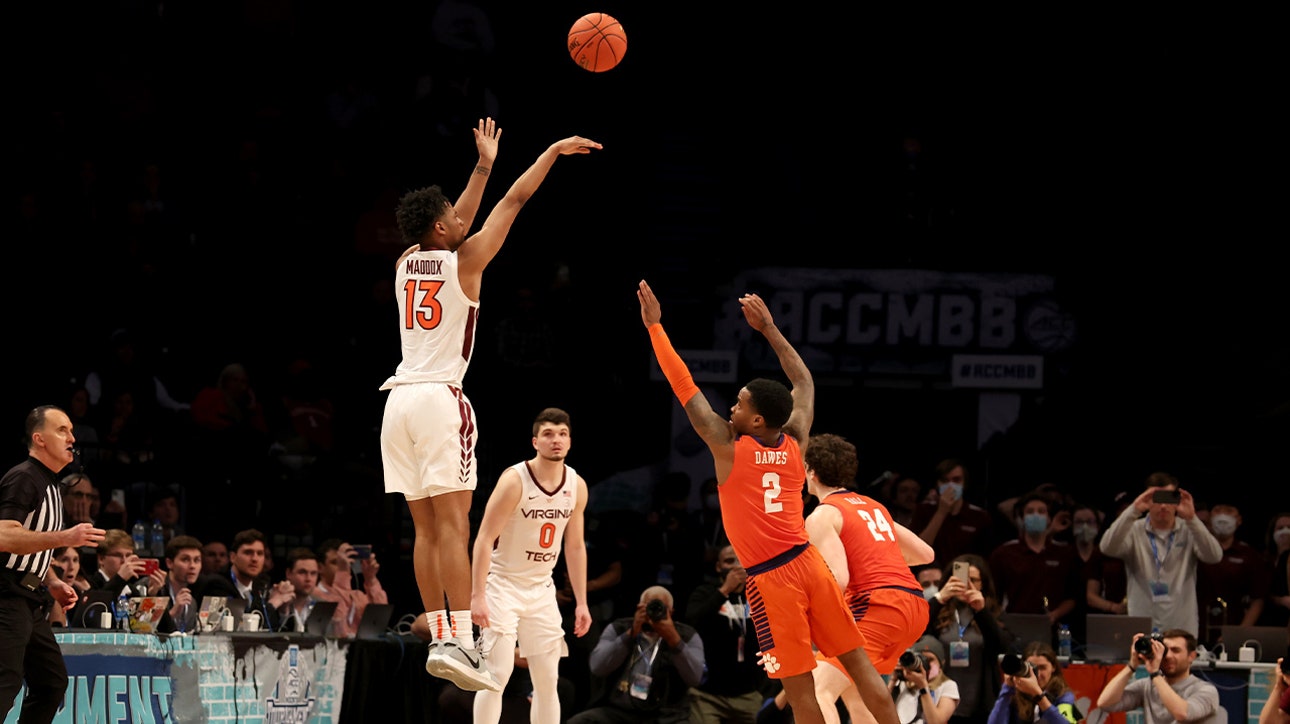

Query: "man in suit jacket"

xmin=227 ymin=528 xmax=292 ymax=631
xmin=154 ymin=535 xmax=238 ymax=633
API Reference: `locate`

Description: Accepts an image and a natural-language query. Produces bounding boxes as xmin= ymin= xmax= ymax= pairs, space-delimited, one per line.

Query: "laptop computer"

xmin=70 ymin=590 xmax=118 ymax=628
xmin=126 ymin=596 xmax=170 ymax=634
xmin=999 ymin=613 xmax=1054 ymax=652
xmin=355 ymin=603 xmax=393 ymax=640
xmin=196 ymin=595 xmax=233 ymax=633
xmin=304 ymin=600 xmax=339 ymax=636
xmin=1217 ymin=625 xmax=1289 ymax=663
xmin=1085 ymin=614 xmax=1153 ymax=662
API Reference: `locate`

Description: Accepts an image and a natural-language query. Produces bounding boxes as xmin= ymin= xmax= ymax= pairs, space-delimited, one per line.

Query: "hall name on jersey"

xmin=523 ymin=508 xmax=570 ymax=519
xmin=406 ymin=258 xmax=444 ymax=275
xmin=755 ymin=450 xmax=789 ymax=465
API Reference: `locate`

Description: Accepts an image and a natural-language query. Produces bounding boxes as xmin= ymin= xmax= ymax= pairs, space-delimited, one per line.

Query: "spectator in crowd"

xmin=52 ymin=546 xmax=89 ymax=594
xmin=987 ymin=642 xmax=1079 ymax=724
xmin=568 ymin=585 xmax=704 ymax=724
xmin=917 ymin=564 xmax=945 ymax=602
xmin=686 ymin=544 xmax=767 ymax=723
xmin=228 ymin=528 xmax=293 ymax=632
xmin=202 ymin=539 xmax=229 ymax=576
xmin=912 ymin=458 xmax=995 ymax=569
xmin=888 ymin=474 xmax=924 ymax=529
xmin=156 ymin=534 xmax=236 ymax=633
xmin=639 ymin=471 xmax=705 ymax=597
xmin=927 ymin=554 xmax=1014 ymax=724
xmin=1258 ymin=512 xmax=1290 ymax=628
xmin=279 ymin=547 xmax=324 ymax=633
xmin=1096 ymin=628 xmax=1221 ymax=724
xmin=144 ymin=485 xmax=184 ymax=545
xmin=888 ymin=636 xmax=960 ymax=724
xmin=1098 ymin=472 xmax=1222 ymax=636
xmin=1072 ymin=502 xmax=1127 ymax=615
xmin=190 ymin=363 xmax=274 ymax=504
xmin=85 ymin=528 xmax=148 ymax=597
xmin=1197 ymin=502 xmax=1268 ymax=645
xmin=314 ymin=538 xmax=389 ymax=638
xmin=989 ymin=492 xmax=1079 ymax=629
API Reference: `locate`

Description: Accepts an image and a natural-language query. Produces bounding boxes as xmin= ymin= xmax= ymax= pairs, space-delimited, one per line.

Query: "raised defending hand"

xmin=551 ymin=136 xmax=603 ymax=155
xmin=638 ymin=280 xmax=662 ymax=327
xmin=473 ymin=117 xmax=501 ymax=164
xmin=738 ymin=293 xmax=773 ymax=333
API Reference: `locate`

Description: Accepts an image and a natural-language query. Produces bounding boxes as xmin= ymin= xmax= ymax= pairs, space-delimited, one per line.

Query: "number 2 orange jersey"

xmin=719 ymin=433 xmax=809 ymax=569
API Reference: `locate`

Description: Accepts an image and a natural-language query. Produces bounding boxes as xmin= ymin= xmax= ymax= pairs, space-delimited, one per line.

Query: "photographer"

xmin=889 ymin=636 xmax=960 ymax=724
xmin=987 ymin=642 xmax=1079 ymax=724
xmin=1096 ymin=628 xmax=1220 ymax=724
xmin=569 ymin=585 xmax=705 ymax=724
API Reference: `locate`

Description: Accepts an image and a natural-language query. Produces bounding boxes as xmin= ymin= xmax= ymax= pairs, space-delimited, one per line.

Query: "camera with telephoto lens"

xmin=1000 ymin=653 xmax=1033 ymax=677
xmin=645 ymin=599 xmax=668 ymax=622
xmin=1135 ymin=631 xmax=1164 ymax=659
xmin=894 ymin=650 xmax=926 ymax=681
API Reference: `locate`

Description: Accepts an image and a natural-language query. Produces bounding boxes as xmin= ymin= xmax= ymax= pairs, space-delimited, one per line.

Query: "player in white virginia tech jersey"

xmin=470 ymin=407 xmax=591 ymax=724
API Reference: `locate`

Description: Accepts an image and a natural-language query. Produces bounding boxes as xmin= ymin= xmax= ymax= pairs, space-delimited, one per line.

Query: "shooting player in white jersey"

xmin=471 ymin=407 xmax=592 ymax=724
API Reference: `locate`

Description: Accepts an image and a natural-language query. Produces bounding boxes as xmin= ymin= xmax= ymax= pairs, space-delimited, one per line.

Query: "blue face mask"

xmin=938 ymin=482 xmax=963 ymax=502
xmin=1023 ymin=513 xmax=1049 ymax=535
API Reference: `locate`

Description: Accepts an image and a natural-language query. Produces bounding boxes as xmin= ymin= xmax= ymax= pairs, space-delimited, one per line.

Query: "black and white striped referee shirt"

xmin=0 ymin=458 xmax=66 ymax=579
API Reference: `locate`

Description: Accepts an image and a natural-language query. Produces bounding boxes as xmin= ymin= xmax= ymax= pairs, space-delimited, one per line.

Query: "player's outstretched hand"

xmin=638 ymin=280 xmax=662 ymax=327
xmin=552 ymin=136 xmax=602 ymax=155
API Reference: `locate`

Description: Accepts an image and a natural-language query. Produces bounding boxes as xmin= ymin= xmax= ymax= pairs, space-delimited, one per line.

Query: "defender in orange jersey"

xmin=637 ymin=280 xmax=898 ymax=724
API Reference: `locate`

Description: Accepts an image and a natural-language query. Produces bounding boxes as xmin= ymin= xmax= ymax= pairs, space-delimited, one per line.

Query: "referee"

xmin=0 ymin=405 xmax=105 ymax=723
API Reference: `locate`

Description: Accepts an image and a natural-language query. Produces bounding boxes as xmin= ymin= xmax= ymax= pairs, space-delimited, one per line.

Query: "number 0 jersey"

xmin=380 ymin=249 xmax=478 ymax=389
xmin=720 ymin=433 xmax=809 ymax=570
xmin=820 ymin=491 xmax=920 ymax=594
xmin=489 ymin=461 xmax=579 ymax=585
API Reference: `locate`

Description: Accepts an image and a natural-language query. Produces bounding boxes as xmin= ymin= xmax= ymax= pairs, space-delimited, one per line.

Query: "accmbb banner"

xmin=712 ymin=268 xmax=1075 ymax=381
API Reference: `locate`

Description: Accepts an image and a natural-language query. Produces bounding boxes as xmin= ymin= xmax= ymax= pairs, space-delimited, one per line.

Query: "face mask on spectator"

xmin=1209 ymin=514 xmax=1237 ymax=537
xmin=1273 ymin=527 xmax=1290 ymax=547
xmin=1023 ymin=513 xmax=1049 ymax=535
xmin=938 ymin=482 xmax=963 ymax=502
xmin=922 ymin=584 xmax=940 ymax=601
xmin=1073 ymin=524 xmax=1098 ymax=542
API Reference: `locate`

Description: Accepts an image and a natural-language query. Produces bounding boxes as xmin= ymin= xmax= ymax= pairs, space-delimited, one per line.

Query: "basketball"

xmin=568 ymin=12 xmax=627 ymax=73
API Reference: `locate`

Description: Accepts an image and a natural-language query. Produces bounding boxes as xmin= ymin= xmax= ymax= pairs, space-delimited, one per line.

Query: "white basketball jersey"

xmin=489 ymin=461 xmax=579 ymax=585
xmin=380 ymin=249 xmax=478 ymax=389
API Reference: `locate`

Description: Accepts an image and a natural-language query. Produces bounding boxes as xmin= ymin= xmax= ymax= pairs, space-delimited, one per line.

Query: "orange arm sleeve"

xmin=648 ymin=323 xmax=700 ymax=406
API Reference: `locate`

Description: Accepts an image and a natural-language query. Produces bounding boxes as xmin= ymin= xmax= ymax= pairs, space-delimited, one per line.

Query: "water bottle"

xmin=131 ymin=520 xmax=147 ymax=555
xmin=150 ymin=519 xmax=166 ymax=557
xmin=1058 ymin=623 xmax=1072 ymax=659
xmin=115 ymin=593 xmax=131 ymax=632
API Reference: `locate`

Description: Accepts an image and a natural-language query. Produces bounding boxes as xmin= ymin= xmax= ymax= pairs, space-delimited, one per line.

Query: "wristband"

xmin=919 ymin=689 xmax=930 ymax=698
xmin=1149 ymin=670 xmax=1163 ymax=678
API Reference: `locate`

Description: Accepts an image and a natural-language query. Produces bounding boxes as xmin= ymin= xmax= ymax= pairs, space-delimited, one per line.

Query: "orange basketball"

xmin=568 ymin=12 xmax=627 ymax=73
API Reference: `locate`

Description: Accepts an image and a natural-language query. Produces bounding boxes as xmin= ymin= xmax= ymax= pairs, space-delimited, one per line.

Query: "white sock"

xmin=427 ymin=610 xmax=448 ymax=643
xmin=450 ymin=610 xmax=474 ymax=648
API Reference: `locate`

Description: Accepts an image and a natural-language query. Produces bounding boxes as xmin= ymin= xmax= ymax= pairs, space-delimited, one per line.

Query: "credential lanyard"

xmin=1147 ymin=525 xmax=1176 ymax=579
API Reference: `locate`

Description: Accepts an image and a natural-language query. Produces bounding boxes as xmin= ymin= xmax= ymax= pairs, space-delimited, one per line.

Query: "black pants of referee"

xmin=0 ymin=593 xmax=68 ymax=724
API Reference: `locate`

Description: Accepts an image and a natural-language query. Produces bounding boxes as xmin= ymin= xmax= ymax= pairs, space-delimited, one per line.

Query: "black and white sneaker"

xmin=426 ymin=641 xmax=501 ymax=692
